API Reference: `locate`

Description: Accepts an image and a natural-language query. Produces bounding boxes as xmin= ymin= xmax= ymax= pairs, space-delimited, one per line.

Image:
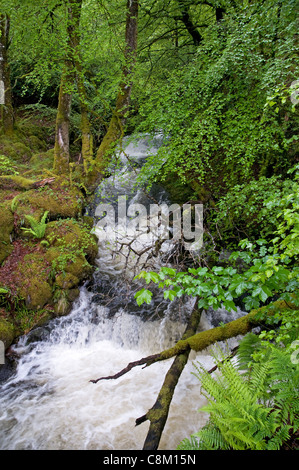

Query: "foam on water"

xmin=0 ymin=134 xmax=244 ymax=450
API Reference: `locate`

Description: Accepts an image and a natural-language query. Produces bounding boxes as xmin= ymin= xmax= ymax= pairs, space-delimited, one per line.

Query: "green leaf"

xmin=143 ymin=271 xmax=160 ymax=284
xmin=212 ymin=266 xmax=224 ymax=275
xmin=235 ymin=282 xmax=248 ymax=296
xmin=134 ymin=288 xmax=153 ymax=306
xmin=160 ymin=267 xmax=177 ymax=277
xmin=163 ymin=290 xmax=177 ymax=301
xmin=0 ymin=287 xmax=9 ymax=294
xmin=259 ymin=286 xmax=272 ymax=303
xmin=223 ymin=300 xmax=237 ymax=312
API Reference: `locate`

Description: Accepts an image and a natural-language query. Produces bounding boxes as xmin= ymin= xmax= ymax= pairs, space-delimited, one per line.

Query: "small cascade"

xmin=0 ymin=134 xmax=246 ymax=450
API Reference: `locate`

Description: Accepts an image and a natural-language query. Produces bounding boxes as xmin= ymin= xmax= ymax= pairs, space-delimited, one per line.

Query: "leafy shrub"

xmin=211 ymin=176 xmax=297 ymax=243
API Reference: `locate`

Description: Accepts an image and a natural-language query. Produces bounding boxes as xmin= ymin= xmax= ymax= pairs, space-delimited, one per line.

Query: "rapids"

xmin=0 ymin=134 xmax=244 ymax=450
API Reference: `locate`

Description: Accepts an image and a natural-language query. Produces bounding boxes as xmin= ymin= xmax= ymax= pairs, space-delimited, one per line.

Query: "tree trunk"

xmin=91 ymin=298 xmax=297 ymax=383
xmin=68 ymin=0 xmax=94 ymax=176
xmin=90 ymin=298 xmax=297 ymax=447
xmin=0 ymin=14 xmax=14 ymax=135
xmin=53 ymin=74 xmax=72 ymax=174
xmin=136 ymin=306 xmax=202 ymax=450
xmin=177 ymin=2 xmax=203 ymax=46
xmin=94 ymin=0 xmax=139 ymax=175
xmin=53 ymin=2 xmax=76 ymax=174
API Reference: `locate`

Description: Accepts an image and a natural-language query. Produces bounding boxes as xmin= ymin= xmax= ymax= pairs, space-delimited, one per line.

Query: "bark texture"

xmin=94 ymin=0 xmax=139 ymax=179
xmin=53 ymin=1 xmax=79 ymax=174
xmin=70 ymin=0 xmax=94 ymax=176
xmin=0 ymin=14 xmax=14 ymax=135
xmin=136 ymin=306 xmax=202 ymax=450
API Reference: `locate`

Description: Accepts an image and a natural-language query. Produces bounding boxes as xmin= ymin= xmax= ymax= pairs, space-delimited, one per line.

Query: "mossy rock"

xmin=45 ymin=244 xmax=94 ymax=285
xmin=45 ymin=218 xmax=98 ymax=261
xmin=82 ymin=215 xmax=94 ymax=229
xmin=54 ymin=294 xmax=72 ymax=316
xmin=66 ymin=288 xmax=80 ymax=302
xmin=58 ymin=254 xmax=93 ymax=282
xmin=0 ymin=202 xmax=14 ymax=264
xmin=20 ymin=279 xmax=52 ymax=310
xmin=27 ymin=135 xmax=47 ymax=152
xmin=10 ymin=142 xmax=32 ymax=163
xmin=0 ymin=317 xmax=15 ymax=349
xmin=15 ymin=252 xmax=52 ymax=310
xmin=29 ymin=149 xmax=54 ymax=172
xmin=55 ymin=272 xmax=80 ymax=290
xmin=16 ymin=121 xmax=53 ymax=143
xmin=13 ymin=183 xmax=84 ymax=221
xmin=45 ymin=246 xmax=61 ymax=265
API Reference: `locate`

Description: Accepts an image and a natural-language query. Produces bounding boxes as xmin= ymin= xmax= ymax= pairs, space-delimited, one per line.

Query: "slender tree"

xmin=94 ymin=0 xmax=139 ymax=172
xmin=67 ymin=0 xmax=94 ymax=176
xmin=0 ymin=13 xmax=13 ymax=135
xmin=53 ymin=1 xmax=76 ymax=174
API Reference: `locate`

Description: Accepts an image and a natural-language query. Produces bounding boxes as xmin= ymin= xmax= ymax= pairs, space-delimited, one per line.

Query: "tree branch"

xmin=136 ymin=305 xmax=202 ymax=450
xmin=90 ymin=298 xmax=296 ymax=384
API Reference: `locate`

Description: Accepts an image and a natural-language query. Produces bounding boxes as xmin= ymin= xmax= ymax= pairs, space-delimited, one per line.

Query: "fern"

xmin=21 ymin=210 xmax=49 ymax=239
xmin=178 ymin=341 xmax=299 ymax=451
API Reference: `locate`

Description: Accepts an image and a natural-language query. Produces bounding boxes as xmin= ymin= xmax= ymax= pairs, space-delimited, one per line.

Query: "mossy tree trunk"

xmin=53 ymin=1 xmax=77 ymax=175
xmin=0 ymin=14 xmax=14 ymax=135
xmin=53 ymin=73 xmax=73 ymax=174
xmin=91 ymin=0 xmax=139 ymax=186
xmin=91 ymin=299 xmax=297 ymax=448
xmin=67 ymin=0 xmax=94 ymax=177
xmin=136 ymin=306 xmax=202 ymax=450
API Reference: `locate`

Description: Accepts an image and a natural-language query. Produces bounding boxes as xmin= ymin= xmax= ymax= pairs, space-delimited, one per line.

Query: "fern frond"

xmin=236 ymin=332 xmax=262 ymax=372
xmin=176 ymin=435 xmax=202 ymax=450
xmin=21 ymin=211 xmax=49 ymax=239
xmin=192 ymin=422 xmax=231 ymax=450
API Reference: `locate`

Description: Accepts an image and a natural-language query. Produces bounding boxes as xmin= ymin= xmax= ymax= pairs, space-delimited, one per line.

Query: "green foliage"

xmin=21 ymin=210 xmax=49 ymax=239
xmin=212 ymin=176 xmax=297 ymax=243
xmin=134 ymin=238 xmax=299 ymax=313
xmin=0 ymin=154 xmax=19 ymax=176
xmin=46 ymin=218 xmax=96 ymax=277
xmin=134 ymin=178 xmax=299 ymax=312
xmin=135 ymin=0 xmax=298 ymax=194
xmin=177 ymin=338 xmax=299 ymax=450
xmin=272 ymin=171 xmax=299 ymax=259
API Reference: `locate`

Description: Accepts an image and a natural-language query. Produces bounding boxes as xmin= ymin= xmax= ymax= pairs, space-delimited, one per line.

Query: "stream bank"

xmin=0 ymin=114 xmax=99 ymax=355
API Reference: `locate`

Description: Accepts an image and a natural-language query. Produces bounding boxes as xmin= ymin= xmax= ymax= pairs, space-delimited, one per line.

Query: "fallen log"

xmin=90 ymin=307 xmax=263 ymax=383
xmin=136 ymin=306 xmax=202 ymax=450
xmin=90 ymin=299 xmax=297 ymax=448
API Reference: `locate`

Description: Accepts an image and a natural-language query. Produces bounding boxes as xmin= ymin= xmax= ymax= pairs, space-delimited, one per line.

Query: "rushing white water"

xmin=0 ymin=135 xmax=244 ymax=450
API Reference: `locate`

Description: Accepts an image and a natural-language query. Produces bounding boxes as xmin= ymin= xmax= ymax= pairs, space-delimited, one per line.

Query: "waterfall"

xmin=0 ymin=135 xmax=244 ymax=450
